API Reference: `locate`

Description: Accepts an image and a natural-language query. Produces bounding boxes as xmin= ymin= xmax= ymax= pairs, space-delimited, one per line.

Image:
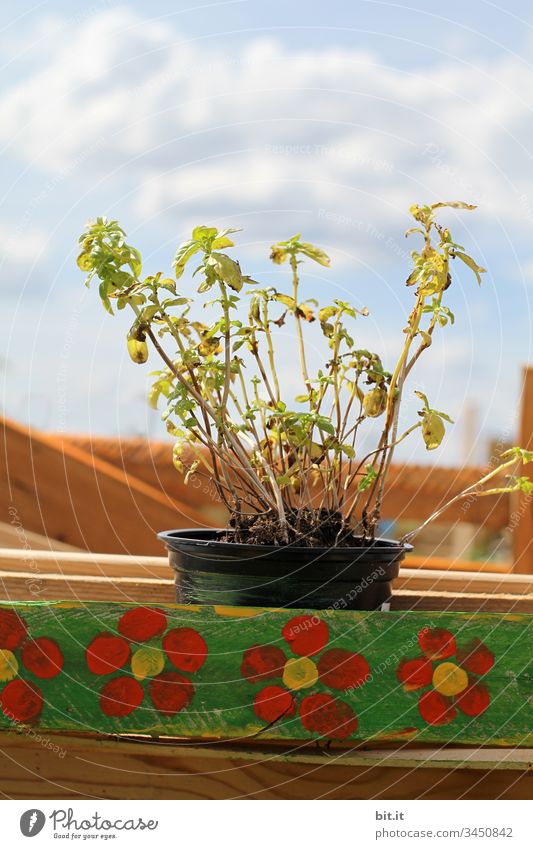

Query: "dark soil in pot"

xmin=158 ymin=528 xmax=411 ymax=610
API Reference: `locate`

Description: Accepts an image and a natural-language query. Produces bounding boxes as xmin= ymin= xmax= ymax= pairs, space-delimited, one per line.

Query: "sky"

xmin=1 ymin=0 xmax=533 ymax=467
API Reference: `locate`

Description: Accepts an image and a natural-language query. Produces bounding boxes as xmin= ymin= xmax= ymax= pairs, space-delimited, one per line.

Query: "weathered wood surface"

xmin=0 ymin=548 xmax=525 ymax=588
xmin=1 ymin=568 xmax=532 ymax=612
xmin=514 ymin=366 xmax=533 ymax=574
xmin=0 ymin=522 xmax=80 ymax=552
xmin=0 ymin=601 xmax=530 ymax=747
xmin=1 ymin=549 xmax=531 ymax=611
xmin=0 ymin=732 xmax=530 ymax=799
xmin=0 ymin=418 xmax=207 ymax=555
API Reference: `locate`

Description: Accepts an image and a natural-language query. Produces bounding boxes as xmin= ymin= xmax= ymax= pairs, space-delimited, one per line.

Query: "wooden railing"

xmin=0 ymin=547 xmax=531 ymax=610
xmin=0 ymin=548 xmax=531 ymax=800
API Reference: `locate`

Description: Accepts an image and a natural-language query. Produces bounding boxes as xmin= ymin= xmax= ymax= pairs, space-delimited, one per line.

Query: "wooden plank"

xmin=0 ymin=601 xmax=530 ymax=747
xmin=397 ymin=568 xmax=533 ymax=595
xmin=513 ymin=366 xmax=533 ymax=573
xmin=0 ymin=731 xmax=530 ymax=799
xmin=0 ymin=548 xmax=170 ymax=579
xmin=405 ymin=554 xmax=511 ymax=574
xmin=2 ymin=569 xmax=532 ymax=613
xmin=0 ymin=522 xmax=80 ymax=552
xmin=0 ymin=418 xmax=208 ymax=555
xmin=0 ymin=570 xmax=175 ymax=603
xmin=390 ymin=590 xmax=533 ymax=614
xmin=1 ymin=548 xmax=530 ymax=592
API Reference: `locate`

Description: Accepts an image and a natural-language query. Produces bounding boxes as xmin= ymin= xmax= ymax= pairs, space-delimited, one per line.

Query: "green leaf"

xmin=192 ymin=225 xmax=218 ymax=242
xmin=173 ymin=241 xmax=201 ymax=279
xmin=315 ymin=417 xmax=335 ymax=435
xmin=455 ymin=251 xmax=486 ymax=285
xmin=431 ymin=201 xmax=477 ymax=211
xmin=197 ymin=278 xmax=215 ymax=294
xmin=358 ymin=465 xmax=377 ymax=492
xmin=421 ymin=412 xmax=446 ymax=450
xmin=211 ymin=236 xmax=234 ymax=249
xmin=502 ymin=447 xmax=533 ymax=465
xmin=140 ymin=305 xmax=160 ymax=322
xmin=98 ymin=280 xmax=113 ymax=314
xmin=414 ymin=390 xmax=430 ymax=410
xmin=77 ymin=252 xmax=93 ymax=271
xmin=158 ymin=278 xmax=177 ymax=294
xmin=299 ymin=242 xmax=331 ymax=267
xmin=211 ymin=253 xmax=243 ymax=292
xmin=273 ymin=293 xmax=295 ymax=309
xmin=340 ymin=444 xmax=355 ymax=458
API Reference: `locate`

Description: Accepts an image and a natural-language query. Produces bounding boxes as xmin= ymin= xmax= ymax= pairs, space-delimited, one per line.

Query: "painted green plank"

xmin=0 ymin=601 xmax=531 ymax=746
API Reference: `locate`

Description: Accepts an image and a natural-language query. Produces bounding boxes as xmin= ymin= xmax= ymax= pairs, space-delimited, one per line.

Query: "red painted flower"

xmin=0 ymin=608 xmax=64 ymax=723
xmin=397 ymin=628 xmax=494 ymax=726
xmin=85 ymin=607 xmax=208 ymax=718
xmin=241 ymin=614 xmax=370 ymax=739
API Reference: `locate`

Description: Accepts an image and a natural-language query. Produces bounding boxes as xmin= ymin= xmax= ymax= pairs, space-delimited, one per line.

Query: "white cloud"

xmin=0 ymin=224 xmax=49 ymax=265
xmin=1 ymin=6 xmax=531 ymax=458
xmin=1 ymin=5 xmax=533 ymax=250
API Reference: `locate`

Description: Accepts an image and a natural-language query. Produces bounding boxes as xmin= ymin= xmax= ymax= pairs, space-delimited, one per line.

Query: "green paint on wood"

xmin=0 ymin=602 xmax=530 ymax=746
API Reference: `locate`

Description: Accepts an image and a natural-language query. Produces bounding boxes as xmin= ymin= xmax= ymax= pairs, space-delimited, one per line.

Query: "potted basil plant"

xmin=77 ymin=201 xmax=532 ymax=610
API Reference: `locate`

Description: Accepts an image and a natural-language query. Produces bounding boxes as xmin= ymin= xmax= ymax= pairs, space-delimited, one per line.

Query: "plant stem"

xmin=290 ymin=254 xmax=311 ymax=394
xmin=399 ymin=456 xmax=518 ymax=544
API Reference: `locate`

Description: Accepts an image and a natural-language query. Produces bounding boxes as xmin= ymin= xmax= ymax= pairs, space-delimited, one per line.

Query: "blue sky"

xmin=1 ymin=0 xmax=533 ymax=466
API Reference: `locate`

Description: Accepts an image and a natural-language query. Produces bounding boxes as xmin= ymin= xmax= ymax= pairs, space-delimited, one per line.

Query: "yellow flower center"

xmin=0 ymin=649 xmax=19 ymax=682
xmin=432 ymin=662 xmax=468 ymax=697
xmin=282 ymin=656 xmax=318 ymax=691
xmin=131 ymin=646 xmax=165 ymax=681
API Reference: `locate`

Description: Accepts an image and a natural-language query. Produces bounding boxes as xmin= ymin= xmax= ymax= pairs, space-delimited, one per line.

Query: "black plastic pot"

xmin=158 ymin=528 xmax=411 ymax=610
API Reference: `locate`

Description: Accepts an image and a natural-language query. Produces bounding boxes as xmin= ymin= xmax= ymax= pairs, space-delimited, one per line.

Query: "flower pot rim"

xmin=158 ymin=527 xmax=413 ymax=556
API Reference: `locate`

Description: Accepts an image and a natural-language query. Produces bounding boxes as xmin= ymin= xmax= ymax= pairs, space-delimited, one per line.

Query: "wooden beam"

xmin=0 ymin=521 xmax=80 ymax=551
xmin=0 ymin=732 xmax=530 ymax=799
xmin=0 ymin=418 xmax=208 ymax=555
xmin=1 ymin=569 xmax=530 ymax=612
xmin=405 ymin=554 xmax=511 ymax=574
xmin=0 ymin=601 xmax=530 ymax=747
xmin=0 ymin=548 xmax=533 ymax=598
xmin=513 ymin=366 xmax=533 ymax=572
